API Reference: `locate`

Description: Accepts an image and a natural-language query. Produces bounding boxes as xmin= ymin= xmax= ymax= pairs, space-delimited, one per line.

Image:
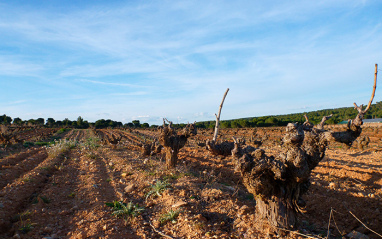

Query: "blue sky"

xmin=0 ymin=0 xmax=381 ymax=125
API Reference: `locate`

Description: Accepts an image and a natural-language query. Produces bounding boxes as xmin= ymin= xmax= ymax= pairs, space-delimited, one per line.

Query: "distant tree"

xmin=256 ymin=120 xmax=265 ymax=127
xmin=221 ymin=121 xmax=231 ymax=128
xmin=231 ymin=120 xmax=240 ymax=128
xmin=265 ymin=117 xmax=278 ymax=126
xmin=75 ymin=116 xmax=89 ymax=129
xmin=62 ymin=118 xmax=72 ymax=127
xmin=239 ymin=119 xmax=250 ymax=128
xmin=95 ymin=119 xmax=106 ymax=129
xmin=27 ymin=119 xmax=36 ymax=126
xmin=125 ymin=122 xmax=134 ymax=128
xmin=0 ymin=114 xmax=12 ymax=125
xmin=132 ymin=120 xmax=141 ymax=128
xmin=46 ymin=118 xmax=56 ymax=127
xmin=12 ymin=117 xmax=23 ymax=125
xmin=35 ymin=118 xmax=45 ymax=125
xmin=56 ymin=120 xmax=63 ymax=127
xmin=142 ymin=123 xmax=150 ymax=128
xmin=114 ymin=121 xmax=123 ymax=128
xmin=195 ymin=122 xmax=206 ymax=128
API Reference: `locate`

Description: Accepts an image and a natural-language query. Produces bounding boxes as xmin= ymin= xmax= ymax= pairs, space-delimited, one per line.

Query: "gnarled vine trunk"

xmin=0 ymin=125 xmax=22 ymax=147
xmin=232 ymin=64 xmax=377 ymax=232
xmin=159 ymin=119 xmax=196 ymax=168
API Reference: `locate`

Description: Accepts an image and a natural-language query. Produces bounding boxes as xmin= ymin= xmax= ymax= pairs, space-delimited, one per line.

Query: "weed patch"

xmin=145 ymin=180 xmax=170 ymax=200
xmin=105 ymin=201 xmax=144 ymax=220
xmin=160 ymin=209 xmax=180 ymax=224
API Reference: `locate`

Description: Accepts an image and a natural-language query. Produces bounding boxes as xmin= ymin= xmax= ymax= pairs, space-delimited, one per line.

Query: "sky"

xmin=0 ymin=0 xmax=381 ymax=125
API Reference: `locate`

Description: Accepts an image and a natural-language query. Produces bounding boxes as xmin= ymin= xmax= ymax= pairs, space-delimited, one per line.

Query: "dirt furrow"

xmin=0 ymin=148 xmax=41 ymax=169
xmin=0 ymin=152 xmax=66 ymax=236
xmin=60 ymin=148 xmax=140 ymax=238
xmin=0 ymin=149 xmax=48 ymax=190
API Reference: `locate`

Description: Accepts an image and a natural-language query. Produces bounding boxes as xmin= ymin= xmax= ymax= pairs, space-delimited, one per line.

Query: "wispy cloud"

xmin=0 ymin=1 xmax=381 ymax=124
xmin=78 ymin=79 xmax=144 ymax=88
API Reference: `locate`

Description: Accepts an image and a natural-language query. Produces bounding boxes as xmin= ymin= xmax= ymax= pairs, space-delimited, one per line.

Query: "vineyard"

xmin=0 ymin=124 xmax=381 ymax=239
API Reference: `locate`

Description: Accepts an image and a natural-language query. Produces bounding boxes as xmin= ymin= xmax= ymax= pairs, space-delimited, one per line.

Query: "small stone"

xmin=109 ymin=162 xmax=113 ymax=166
xmin=13 ymin=234 xmax=20 ymax=239
xmin=103 ymin=225 xmax=107 ymax=230
xmin=358 ymin=192 xmax=365 ymax=197
xmin=172 ymin=200 xmax=188 ymax=208
xmin=77 ymin=231 xmax=86 ymax=239
xmin=316 ymin=174 xmax=321 ymax=178
xmin=119 ymin=179 xmax=126 ymax=184
xmin=43 ymin=226 xmax=53 ymax=233
xmin=59 ymin=210 xmax=69 ymax=215
xmin=329 ymin=182 xmax=336 ymax=188
xmin=124 ymin=184 xmax=135 ymax=193
xmin=121 ymin=173 xmax=128 ymax=177
xmin=369 ymin=193 xmax=375 ymax=198
xmin=152 ymin=220 xmax=160 ymax=229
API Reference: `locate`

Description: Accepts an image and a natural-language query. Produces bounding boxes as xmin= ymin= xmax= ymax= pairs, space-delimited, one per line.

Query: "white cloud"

xmin=0 ymin=1 xmax=381 ymax=125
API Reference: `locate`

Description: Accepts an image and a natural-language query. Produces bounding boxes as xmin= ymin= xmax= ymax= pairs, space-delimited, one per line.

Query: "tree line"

xmin=0 ymin=115 xmax=151 ymax=129
xmin=195 ymin=101 xmax=382 ymax=129
xmin=2 ymin=101 xmax=382 ymax=129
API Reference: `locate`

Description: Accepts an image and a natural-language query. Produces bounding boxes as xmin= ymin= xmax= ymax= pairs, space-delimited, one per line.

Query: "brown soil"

xmin=0 ymin=126 xmax=381 ymax=238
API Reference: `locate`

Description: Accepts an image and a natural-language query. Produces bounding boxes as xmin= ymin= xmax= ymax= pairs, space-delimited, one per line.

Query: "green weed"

xmin=19 ymin=219 xmax=35 ymax=234
xmin=56 ymin=128 xmax=70 ymax=134
xmin=23 ymin=141 xmax=35 ymax=148
xmin=145 ymin=180 xmax=170 ymax=200
xmin=105 ymin=201 xmax=144 ymax=220
xmin=160 ymin=209 xmax=180 ymax=224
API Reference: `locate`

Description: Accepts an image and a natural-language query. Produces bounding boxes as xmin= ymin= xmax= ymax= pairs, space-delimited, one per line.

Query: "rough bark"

xmin=233 ymin=118 xmax=332 ymax=230
xmin=232 ymin=64 xmax=377 ymax=233
xmin=141 ymin=139 xmax=163 ymax=156
xmin=107 ymin=133 xmax=122 ymax=148
xmin=159 ymin=119 xmax=196 ymax=168
xmin=206 ymin=139 xmax=235 ymax=156
xmin=0 ymin=125 xmax=21 ymax=147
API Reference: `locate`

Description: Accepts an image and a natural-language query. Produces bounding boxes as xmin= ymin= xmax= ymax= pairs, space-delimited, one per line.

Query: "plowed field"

xmin=0 ymin=126 xmax=381 ymax=239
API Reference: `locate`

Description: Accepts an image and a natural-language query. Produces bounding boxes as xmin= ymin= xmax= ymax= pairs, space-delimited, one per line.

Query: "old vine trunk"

xmin=232 ymin=64 xmax=377 ymax=232
xmin=159 ymin=119 xmax=196 ymax=168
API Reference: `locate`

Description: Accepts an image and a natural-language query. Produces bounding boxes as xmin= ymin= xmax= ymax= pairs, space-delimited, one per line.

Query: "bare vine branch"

xmin=212 ymin=88 xmax=229 ymax=142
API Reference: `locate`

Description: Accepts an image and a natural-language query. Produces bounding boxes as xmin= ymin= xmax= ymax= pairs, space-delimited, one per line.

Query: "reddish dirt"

xmin=0 ymin=125 xmax=381 ymax=238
